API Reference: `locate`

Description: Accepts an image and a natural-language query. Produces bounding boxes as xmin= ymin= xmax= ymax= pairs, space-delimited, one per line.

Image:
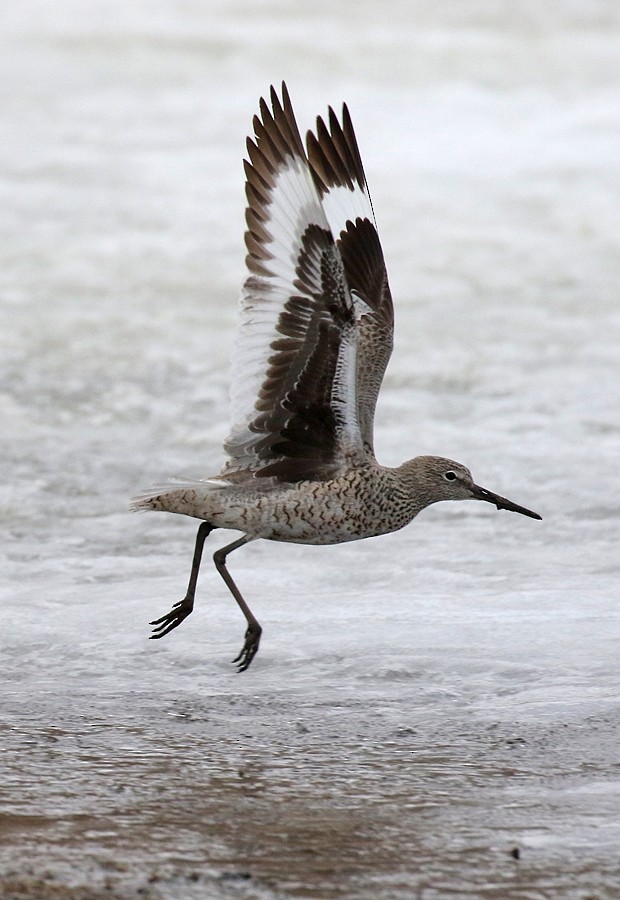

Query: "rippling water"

xmin=2 ymin=1 xmax=620 ymax=897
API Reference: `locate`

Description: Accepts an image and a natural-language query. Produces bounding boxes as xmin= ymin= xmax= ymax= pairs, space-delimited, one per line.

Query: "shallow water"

xmin=2 ymin=1 xmax=620 ymax=897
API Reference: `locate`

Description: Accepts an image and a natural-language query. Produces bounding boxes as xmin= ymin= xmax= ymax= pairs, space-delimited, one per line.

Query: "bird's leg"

xmin=150 ymin=521 xmax=215 ymax=639
xmin=212 ymin=535 xmax=261 ymax=672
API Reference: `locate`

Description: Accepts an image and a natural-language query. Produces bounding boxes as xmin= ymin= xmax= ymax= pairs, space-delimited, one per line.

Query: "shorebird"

xmin=132 ymin=83 xmax=541 ymax=672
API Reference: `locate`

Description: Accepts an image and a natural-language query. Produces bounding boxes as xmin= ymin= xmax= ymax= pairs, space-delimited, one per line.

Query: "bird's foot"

xmin=149 ymin=596 xmax=194 ymax=639
xmin=232 ymin=623 xmax=262 ymax=672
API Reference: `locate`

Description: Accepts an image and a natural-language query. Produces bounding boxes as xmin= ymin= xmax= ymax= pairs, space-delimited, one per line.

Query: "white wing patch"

xmin=331 ymin=321 xmax=363 ymax=453
xmin=320 ymin=181 xmax=376 ymax=243
xmin=222 ymin=85 xmax=386 ymax=480
xmin=228 ymin=157 xmax=330 ymax=447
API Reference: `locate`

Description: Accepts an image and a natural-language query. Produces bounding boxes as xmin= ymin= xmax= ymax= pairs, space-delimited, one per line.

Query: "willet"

xmin=132 ymin=83 xmax=541 ymax=672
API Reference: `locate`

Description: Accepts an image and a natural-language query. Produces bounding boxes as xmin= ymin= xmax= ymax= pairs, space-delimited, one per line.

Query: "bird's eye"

xmin=443 ymin=471 xmax=457 ymax=481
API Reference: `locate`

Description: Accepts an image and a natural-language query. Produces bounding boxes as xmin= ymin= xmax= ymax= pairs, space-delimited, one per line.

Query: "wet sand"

xmin=3 ymin=672 xmax=619 ymax=899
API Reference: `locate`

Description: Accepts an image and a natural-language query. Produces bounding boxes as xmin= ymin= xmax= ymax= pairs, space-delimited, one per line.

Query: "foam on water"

xmin=1 ymin=1 xmax=619 ymax=896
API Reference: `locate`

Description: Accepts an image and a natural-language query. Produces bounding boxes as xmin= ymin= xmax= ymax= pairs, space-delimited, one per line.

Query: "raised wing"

xmin=306 ymin=103 xmax=394 ymax=454
xmin=222 ymin=84 xmax=366 ymax=482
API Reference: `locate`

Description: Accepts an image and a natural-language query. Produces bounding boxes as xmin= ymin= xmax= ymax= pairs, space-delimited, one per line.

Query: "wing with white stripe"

xmin=222 ymin=84 xmax=366 ymax=482
xmin=307 ymin=104 xmax=394 ymax=454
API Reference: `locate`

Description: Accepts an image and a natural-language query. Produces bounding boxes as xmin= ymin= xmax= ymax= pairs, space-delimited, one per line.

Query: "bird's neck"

xmin=389 ymin=458 xmax=441 ymax=517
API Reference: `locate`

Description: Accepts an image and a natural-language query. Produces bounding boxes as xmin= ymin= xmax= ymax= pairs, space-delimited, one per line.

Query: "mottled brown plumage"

xmin=132 ymin=83 xmax=541 ymax=672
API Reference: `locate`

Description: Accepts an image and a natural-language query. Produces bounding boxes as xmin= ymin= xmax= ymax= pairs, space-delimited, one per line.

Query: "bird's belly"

xmin=266 ymin=518 xmax=367 ymax=545
xmin=141 ymin=470 xmax=414 ymax=545
xmin=216 ymin=478 xmax=407 ymax=545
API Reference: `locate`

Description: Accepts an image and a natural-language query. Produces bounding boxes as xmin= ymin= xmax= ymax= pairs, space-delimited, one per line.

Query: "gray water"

xmin=2 ymin=1 xmax=620 ymax=897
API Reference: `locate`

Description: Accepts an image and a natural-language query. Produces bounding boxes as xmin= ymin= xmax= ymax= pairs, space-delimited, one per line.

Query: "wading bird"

xmin=132 ymin=83 xmax=541 ymax=671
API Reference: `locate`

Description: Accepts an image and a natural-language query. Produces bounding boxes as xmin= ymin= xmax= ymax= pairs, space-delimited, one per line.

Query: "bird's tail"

xmin=129 ymin=478 xmax=228 ymax=513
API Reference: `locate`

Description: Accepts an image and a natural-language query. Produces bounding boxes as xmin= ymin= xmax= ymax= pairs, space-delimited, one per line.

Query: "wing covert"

xmin=307 ymin=104 xmax=394 ymax=453
xmin=223 ymin=85 xmax=366 ymax=482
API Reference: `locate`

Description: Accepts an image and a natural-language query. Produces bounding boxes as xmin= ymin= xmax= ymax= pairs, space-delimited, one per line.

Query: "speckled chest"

xmin=218 ymin=467 xmax=416 ymax=545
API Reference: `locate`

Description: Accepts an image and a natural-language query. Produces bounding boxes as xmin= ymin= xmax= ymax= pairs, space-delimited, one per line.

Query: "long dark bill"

xmin=471 ymin=484 xmax=542 ymax=520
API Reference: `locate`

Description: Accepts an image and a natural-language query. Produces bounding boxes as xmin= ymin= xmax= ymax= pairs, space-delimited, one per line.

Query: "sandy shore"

xmin=2 ymin=680 xmax=619 ymax=899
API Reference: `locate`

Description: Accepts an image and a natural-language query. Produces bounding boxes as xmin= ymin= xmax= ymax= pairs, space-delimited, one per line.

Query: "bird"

xmin=131 ymin=82 xmax=541 ymax=672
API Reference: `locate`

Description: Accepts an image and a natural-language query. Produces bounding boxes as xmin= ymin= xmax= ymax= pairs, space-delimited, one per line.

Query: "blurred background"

xmin=1 ymin=2 xmax=619 ymax=897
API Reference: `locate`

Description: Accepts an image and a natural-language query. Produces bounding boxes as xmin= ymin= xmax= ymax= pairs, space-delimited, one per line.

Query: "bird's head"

xmin=402 ymin=456 xmax=541 ymax=519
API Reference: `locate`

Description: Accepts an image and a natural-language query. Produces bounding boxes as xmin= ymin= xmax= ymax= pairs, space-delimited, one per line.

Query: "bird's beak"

xmin=470 ymin=484 xmax=542 ymax=520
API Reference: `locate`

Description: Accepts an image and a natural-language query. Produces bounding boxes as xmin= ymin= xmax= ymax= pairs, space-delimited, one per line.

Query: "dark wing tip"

xmin=280 ymin=80 xmax=291 ymax=107
xmin=305 ymin=99 xmax=367 ymax=198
